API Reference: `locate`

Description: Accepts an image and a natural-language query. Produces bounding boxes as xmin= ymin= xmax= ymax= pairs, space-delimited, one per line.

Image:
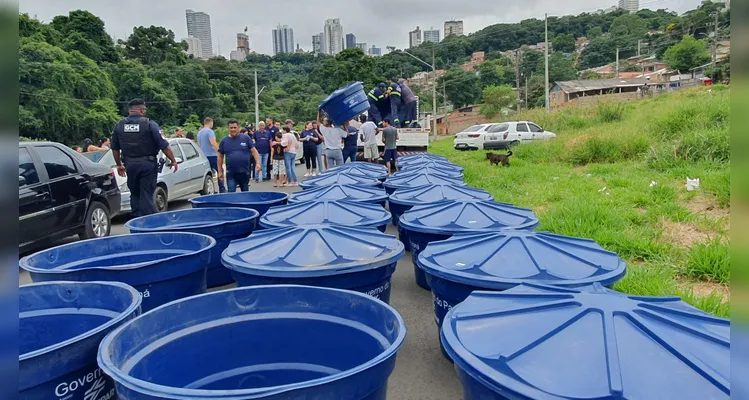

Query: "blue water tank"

xmin=190 ymin=192 xmax=289 ymax=218
xmin=397 ymin=160 xmax=465 ymax=174
xmin=443 ymin=283 xmax=730 ymax=399
xmin=388 ymin=184 xmax=494 ymax=250
xmin=299 ymin=172 xmax=380 ymax=190
xmin=125 ymin=208 xmax=259 ymax=288
xmin=383 ymin=172 xmax=466 ymax=195
xmin=288 ymin=184 xmax=388 ymax=207
xmin=398 ymin=153 xmax=448 ymax=163
xmin=322 ymin=163 xmax=389 ymax=182
xmin=399 ymin=200 xmax=539 ymax=290
xmin=418 ymin=230 xmax=626 ymax=355
xmin=20 ymin=281 xmax=141 ymax=400
xmin=223 ymin=225 xmax=404 ymax=303
xmin=261 ymin=200 xmax=391 ymax=232
xmin=19 ymin=233 xmax=216 ymax=312
xmin=319 ymin=82 xmax=371 ymax=126
xmin=391 ymin=166 xmax=464 ymax=180
xmin=98 ymin=285 xmax=406 ymax=400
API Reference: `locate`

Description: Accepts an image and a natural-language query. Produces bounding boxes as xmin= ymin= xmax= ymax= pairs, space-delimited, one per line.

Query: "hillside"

xmin=430 ymin=86 xmax=730 ymax=317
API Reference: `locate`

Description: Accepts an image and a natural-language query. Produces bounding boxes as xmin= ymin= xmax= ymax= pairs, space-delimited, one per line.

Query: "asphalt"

xmin=18 ymin=161 xmax=465 ymax=399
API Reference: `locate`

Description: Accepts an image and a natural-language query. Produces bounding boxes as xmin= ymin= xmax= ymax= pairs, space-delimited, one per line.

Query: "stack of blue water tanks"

xmin=17 ymin=77 xmax=730 ymax=398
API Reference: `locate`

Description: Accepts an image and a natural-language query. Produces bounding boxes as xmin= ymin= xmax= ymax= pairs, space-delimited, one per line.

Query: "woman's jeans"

xmin=316 ymin=144 xmax=325 ymax=173
xmin=284 ymin=152 xmax=298 ymax=182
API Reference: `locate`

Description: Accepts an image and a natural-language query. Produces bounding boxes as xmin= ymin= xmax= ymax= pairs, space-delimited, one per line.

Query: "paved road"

xmin=19 ymin=161 xmax=464 ymax=399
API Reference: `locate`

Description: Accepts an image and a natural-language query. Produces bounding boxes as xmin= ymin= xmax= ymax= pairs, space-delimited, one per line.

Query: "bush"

xmin=596 ymin=102 xmax=627 ymax=123
xmin=684 ymin=238 xmax=729 ymax=284
xmin=567 ymin=133 xmax=648 ymax=165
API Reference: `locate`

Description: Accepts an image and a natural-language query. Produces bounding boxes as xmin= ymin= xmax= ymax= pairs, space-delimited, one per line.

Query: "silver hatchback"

xmin=84 ymin=138 xmax=214 ymax=214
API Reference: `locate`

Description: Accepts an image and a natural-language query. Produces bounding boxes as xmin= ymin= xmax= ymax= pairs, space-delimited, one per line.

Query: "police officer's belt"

xmin=126 ymin=156 xmax=157 ymax=162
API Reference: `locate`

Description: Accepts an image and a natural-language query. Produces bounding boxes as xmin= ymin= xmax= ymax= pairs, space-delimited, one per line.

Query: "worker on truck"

xmin=397 ymin=79 xmax=419 ymax=127
xmin=387 ymin=82 xmax=402 ymax=127
xmin=367 ymin=83 xmax=389 ymax=127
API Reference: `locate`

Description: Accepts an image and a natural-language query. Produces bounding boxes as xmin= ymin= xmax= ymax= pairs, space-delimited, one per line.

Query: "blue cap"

xmin=397 ymin=160 xmax=464 ymax=173
xmin=260 ymin=200 xmax=391 ymax=230
xmin=288 ymin=184 xmax=387 ymax=204
xmin=299 ymin=173 xmax=380 ymax=190
xmin=399 ymin=200 xmax=539 ymax=234
xmin=389 ymin=184 xmax=493 ymax=207
xmin=442 ymin=283 xmax=730 ymax=399
xmin=322 ymin=164 xmax=388 ymax=181
xmin=418 ymin=230 xmax=627 ymax=289
xmin=391 ymin=166 xmax=463 ymax=180
xmin=383 ymin=172 xmax=465 ymax=191
xmin=222 ymin=225 xmax=405 ymax=277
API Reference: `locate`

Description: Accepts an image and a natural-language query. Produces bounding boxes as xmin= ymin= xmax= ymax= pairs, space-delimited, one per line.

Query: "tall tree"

xmin=438 ymin=69 xmax=481 ymax=108
xmin=480 ymin=85 xmax=516 ymax=117
xmin=552 ymin=33 xmax=576 ymax=53
xmin=120 ymin=26 xmax=187 ymax=65
xmin=663 ymin=35 xmax=711 ymax=72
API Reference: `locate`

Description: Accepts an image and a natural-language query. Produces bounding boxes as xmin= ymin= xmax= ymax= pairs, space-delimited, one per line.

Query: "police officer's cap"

xmin=378 ymin=82 xmax=386 ymax=89
xmin=128 ymin=98 xmax=146 ymax=108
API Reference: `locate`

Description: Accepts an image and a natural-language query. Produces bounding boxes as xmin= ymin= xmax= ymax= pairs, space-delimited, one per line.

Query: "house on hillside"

xmin=461 ymin=51 xmax=486 ymax=72
xmin=550 ymin=78 xmax=664 ymax=109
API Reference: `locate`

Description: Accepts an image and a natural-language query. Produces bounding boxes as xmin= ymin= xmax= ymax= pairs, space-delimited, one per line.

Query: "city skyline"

xmin=185 ymin=9 xmax=213 ymax=59
xmin=323 ymin=18 xmax=344 ymax=55
xmin=272 ymin=24 xmax=295 ymax=55
xmin=20 ymin=0 xmax=705 ymax=57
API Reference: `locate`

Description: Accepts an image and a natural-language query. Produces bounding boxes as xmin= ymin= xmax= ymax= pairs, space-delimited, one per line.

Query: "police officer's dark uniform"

xmin=111 ymin=99 xmax=175 ymax=217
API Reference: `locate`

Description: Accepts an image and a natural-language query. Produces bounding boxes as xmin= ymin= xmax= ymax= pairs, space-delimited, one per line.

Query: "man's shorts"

xmin=364 ymin=144 xmax=380 ymax=160
xmin=272 ymin=159 xmax=285 ymax=176
xmin=383 ymin=149 xmax=397 ymax=164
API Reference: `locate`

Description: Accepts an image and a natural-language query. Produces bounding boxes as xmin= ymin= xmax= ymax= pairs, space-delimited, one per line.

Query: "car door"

xmin=528 ymin=123 xmax=544 ymax=140
xmin=167 ymin=141 xmax=191 ymax=198
xmin=178 ymin=140 xmax=204 ymax=192
xmin=31 ymin=145 xmax=90 ymax=234
xmin=19 ymin=146 xmax=53 ymax=246
xmin=483 ymin=123 xmax=510 ymax=150
xmin=516 ymin=123 xmax=531 ymax=142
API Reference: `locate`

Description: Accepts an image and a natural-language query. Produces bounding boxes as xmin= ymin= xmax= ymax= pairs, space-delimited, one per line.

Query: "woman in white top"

xmin=281 ymin=126 xmax=299 ymax=186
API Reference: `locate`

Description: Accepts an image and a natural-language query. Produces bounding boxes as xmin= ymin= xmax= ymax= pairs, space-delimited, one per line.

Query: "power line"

xmin=19 ymin=91 xmax=224 ymax=104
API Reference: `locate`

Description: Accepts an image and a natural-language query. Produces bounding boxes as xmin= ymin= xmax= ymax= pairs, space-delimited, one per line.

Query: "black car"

xmin=19 ymin=142 xmax=121 ymax=252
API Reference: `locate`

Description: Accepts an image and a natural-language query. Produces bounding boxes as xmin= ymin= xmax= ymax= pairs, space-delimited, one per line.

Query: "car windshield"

xmin=81 ymin=150 xmax=111 ymax=165
xmin=463 ymin=125 xmax=485 ymax=132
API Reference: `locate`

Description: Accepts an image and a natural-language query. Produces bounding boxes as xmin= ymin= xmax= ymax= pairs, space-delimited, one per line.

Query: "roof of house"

xmin=553 ymin=78 xmax=652 ymax=93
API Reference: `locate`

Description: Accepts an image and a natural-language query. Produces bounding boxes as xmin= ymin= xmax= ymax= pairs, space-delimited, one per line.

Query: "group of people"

xmin=72 ymin=137 xmax=110 ymax=153
xmin=366 ymin=78 xmax=419 ymax=129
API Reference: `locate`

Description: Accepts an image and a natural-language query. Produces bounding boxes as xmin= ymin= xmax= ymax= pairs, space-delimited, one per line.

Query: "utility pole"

xmin=615 ymin=47 xmax=620 ymax=79
xmin=525 ymin=76 xmax=529 ymax=109
xmin=443 ymin=79 xmax=447 ymax=114
xmin=432 ymin=46 xmax=437 ymax=141
xmin=515 ymin=49 xmax=522 ymax=113
xmin=637 ymin=40 xmax=641 ymax=57
xmin=544 ymin=13 xmax=549 ymax=113
xmin=254 ymin=69 xmax=266 ymax=128
xmin=711 ymin=12 xmax=719 ymax=79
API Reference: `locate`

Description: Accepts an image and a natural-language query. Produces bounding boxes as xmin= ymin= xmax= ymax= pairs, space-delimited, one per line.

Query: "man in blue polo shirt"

xmin=218 ymin=119 xmax=262 ymax=192
xmin=253 ymin=121 xmax=272 ymax=183
xmin=342 ymin=120 xmax=359 ymax=163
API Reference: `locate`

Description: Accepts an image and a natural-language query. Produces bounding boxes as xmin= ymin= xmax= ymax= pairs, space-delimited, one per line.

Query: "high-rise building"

xmin=312 ymin=33 xmax=323 ymax=54
xmin=237 ymin=32 xmax=250 ymax=52
xmin=424 ymin=27 xmax=440 ymax=43
xmin=618 ymin=0 xmax=639 ymax=13
xmin=356 ymin=42 xmax=367 ymax=51
xmin=444 ymin=20 xmax=464 ymax=37
xmin=185 ymin=9 xmax=213 ymax=59
xmin=369 ymin=45 xmax=382 ymax=56
xmin=182 ymin=36 xmax=203 ymax=59
xmin=409 ymin=26 xmax=422 ymax=48
xmin=323 ymin=18 xmax=344 ymax=55
xmin=346 ymin=33 xmax=357 ymax=49
xmin=272 ymin=24 xmax=295 ymax=55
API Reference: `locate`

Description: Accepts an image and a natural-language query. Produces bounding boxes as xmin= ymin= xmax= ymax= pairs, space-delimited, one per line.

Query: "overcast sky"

xmin=20 ymin=0 xmax=701 ymax=56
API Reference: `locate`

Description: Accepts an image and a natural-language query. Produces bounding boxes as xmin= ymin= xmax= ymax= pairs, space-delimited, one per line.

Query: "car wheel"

xmin=154 ymin=186 xmax=168 ymax=213
xmin=199 ymin=174 xmax=215 ymax=195
xmin=509 ymin=140 xmax=520 ymax=147
xmin=79 ymin=201 xmax=110 ymax=240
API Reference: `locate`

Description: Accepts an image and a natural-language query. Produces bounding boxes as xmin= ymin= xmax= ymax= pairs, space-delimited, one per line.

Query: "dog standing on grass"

xmin=486 ymin=151 xmax=513 ymax=167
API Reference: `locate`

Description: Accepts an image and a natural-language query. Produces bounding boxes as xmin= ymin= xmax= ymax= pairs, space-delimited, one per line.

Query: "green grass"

xmin=431 ymin=86 xmax=730 ymax=317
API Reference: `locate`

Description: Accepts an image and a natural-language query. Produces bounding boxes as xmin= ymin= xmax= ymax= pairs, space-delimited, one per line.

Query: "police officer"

xmin=111 ymin=98 xmax=178 ymax=217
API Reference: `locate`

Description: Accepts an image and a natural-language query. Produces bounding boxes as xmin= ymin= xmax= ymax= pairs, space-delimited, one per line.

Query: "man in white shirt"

xmin=317 ymin=111 xmax=349 ymax=168
xmin=358 ymin=114 xmax=379 ymax=163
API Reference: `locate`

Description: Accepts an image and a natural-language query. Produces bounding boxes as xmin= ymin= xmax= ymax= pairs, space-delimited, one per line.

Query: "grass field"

xmin=430 ymin=86 xmax=730 ymax=317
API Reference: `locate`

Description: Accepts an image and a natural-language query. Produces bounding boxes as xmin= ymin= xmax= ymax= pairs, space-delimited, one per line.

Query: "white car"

xmin=453 ymin=121 xmax=557 ymax=151
xmin=84 ymin=138 xmax=214 ymax=214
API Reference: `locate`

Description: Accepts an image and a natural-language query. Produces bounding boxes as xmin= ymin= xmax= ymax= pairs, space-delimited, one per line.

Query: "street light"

xmin=402 ymin=48 xmax=438 ymax=142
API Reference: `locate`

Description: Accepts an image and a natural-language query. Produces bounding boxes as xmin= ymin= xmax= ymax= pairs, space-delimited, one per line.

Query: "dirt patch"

xmin=687 ymin=194 xmax=729 ymax=221
xmin=659 ymin=218 xmax=709 ymax=248
xmin=680 ymin=281 xmax=730 ymax=303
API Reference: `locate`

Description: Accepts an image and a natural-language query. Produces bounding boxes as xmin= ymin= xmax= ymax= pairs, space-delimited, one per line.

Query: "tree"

xmin=120 ymin=26 xmax=187 ymax=65
xmin=481 ymin=85 xmax=516 ymax=117
xmin=552 ymin=33 xmax=576 ymax=53
xmin=663 ymin=35 xmax=710 ymax=72
xmin=587 ymin=26 xmax=603 ymax=39
xmin=610 ymin=14 xmax=648 ymax=37
xmin=546 ymin=52 xmax=579 ymax=82
xmin=438 ymin=69 xmax=481 ymax=108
